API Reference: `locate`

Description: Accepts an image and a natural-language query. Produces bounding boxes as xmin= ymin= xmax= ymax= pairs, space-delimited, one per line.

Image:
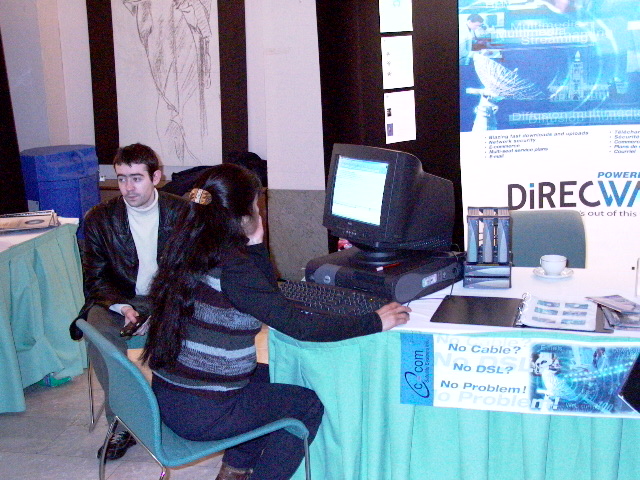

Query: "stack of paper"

xmin=588 ymin=295 xmax=640 ymax=330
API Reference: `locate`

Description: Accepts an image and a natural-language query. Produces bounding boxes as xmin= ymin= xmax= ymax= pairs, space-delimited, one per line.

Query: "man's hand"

xmin=136 ymin=316 xmax=151 ymax=336
xmin=121 ymin=305 xmax=140 ymax=326
xmin=120 ymin=306 xmax=149 ymax=336
xmin=376 ymin=302 xmax=411 ymax=331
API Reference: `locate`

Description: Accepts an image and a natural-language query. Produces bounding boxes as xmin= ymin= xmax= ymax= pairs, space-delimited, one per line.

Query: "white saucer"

xmin=533 ymin=267 xmax=574 ymax=279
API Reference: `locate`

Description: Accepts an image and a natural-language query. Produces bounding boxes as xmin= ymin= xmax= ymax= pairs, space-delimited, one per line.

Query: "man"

xmin=459 ymin=13 xmax=488 ymax=66
xmin=459 ymin=13 xmax=492 ymax=130
xmin=73 ymin=143 xmax=187 ymax=460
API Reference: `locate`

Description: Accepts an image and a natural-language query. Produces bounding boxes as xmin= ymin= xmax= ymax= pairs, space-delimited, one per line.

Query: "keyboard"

xmin=279 ymin=280 xmax=390 ymax=317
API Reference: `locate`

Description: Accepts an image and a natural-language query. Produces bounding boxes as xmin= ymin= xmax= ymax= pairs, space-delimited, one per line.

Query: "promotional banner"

xmin=401 ymin=332 xmax=640 ymax=417
xmin=458 ymin=0 xmax=640 ymax=273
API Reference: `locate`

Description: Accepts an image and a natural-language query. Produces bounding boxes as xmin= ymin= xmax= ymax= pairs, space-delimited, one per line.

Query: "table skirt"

xmin=0 ymin=224 xmax=86 ymax=413
xmin=269 ymin=330 xmax=640 ymax=480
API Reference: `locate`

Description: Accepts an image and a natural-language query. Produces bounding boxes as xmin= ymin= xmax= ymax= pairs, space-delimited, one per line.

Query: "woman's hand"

xmin=243 ymin=195 xmax=264 ymax=245
xmin=244 ymin=214 xmax=264 ymax=245
xmin=376 ymin=302 xmax=411 ymax=331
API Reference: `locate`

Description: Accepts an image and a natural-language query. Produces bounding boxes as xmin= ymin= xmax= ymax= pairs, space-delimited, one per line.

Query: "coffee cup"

xmin=540 ymin=255 xmax=567 ymax=276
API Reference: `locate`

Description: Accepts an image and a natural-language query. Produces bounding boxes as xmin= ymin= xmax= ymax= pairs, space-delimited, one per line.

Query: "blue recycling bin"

xmin=20 ymin=145 xmax=100 ymax=237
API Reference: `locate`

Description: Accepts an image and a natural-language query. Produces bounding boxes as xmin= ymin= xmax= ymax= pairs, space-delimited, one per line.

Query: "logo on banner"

xmin=401 ymin=333 xmax=434 ymax=405
xmin=508 ymin=173 xmax=640 ymax=216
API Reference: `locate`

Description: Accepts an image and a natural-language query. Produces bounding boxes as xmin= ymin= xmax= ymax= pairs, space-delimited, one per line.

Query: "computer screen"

xmin=323 ymin=144 xmax=455 ymax=265
xmin=331 ymin=157 xmax=388 ymax=226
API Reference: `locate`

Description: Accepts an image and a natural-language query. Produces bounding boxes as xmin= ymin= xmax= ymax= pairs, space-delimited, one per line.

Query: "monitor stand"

xmin=345 ymin=245 xmax=415 ymax=268
xmin=305 ymin=247 xmax=464 ymax=303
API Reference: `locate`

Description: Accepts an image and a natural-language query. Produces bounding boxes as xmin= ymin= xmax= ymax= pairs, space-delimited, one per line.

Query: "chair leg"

xmin=158 ymin=466 xmax=168 ymax=480
xmin=99 ymin=418 xmax=118 ymax=480
xmin=303 ymin=437 xmax=311 ymax=480
xmin=116 ymin=418 xmax=169 ymax=480
xmin=87 ymin=358 xmax=105 ymax=432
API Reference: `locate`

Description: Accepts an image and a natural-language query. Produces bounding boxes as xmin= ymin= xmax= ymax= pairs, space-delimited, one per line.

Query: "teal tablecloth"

xmin=269 ymin=329 xmax=640 ymax=480
xmin=0 ymin=224 xmax=86 ymax=413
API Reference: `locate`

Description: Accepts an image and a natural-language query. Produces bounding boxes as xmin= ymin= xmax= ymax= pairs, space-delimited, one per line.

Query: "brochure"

xmin=516 ymin=294 xmax=598 ymax=332
xmin=587 ymin=295 xmax=640 ymax=314
xmin=601 ymin=307 xmax=640 ymax=330
xmin=0 ymin=210 xmax=60 ymax=233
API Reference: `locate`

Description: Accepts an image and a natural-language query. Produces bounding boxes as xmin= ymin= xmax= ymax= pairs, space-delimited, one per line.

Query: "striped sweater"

xmin=153 ymin=271 xmax=262 ymax=396
xmin=153 ymin=243 xmax=382 ymax=397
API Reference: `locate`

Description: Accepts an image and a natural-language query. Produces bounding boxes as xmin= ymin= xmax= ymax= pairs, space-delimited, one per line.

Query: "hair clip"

xmin=189 ymin=188 xmax=212 ymax=205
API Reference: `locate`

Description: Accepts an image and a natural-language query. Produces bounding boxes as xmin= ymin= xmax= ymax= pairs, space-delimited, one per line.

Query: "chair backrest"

xmin=76 ymin=319 xmax=163 ymax=456
xmin=510 ymin=209 xmax=586 ymax=268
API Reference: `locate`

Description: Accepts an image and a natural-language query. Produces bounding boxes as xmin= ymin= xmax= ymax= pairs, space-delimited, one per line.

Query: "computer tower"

xmin=305 ymin=248 xmax=464 ymax=303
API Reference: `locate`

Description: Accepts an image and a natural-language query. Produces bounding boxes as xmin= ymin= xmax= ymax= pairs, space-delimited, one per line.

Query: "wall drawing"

xmin=112 ymin=0 xmax=222 ymax=166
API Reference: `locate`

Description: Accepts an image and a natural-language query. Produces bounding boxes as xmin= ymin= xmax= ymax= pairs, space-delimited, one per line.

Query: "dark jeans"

xmin=87 ymin=297 xmax=149 ymax=424
xmin=153 ymin=364 xmax=324 ymax=480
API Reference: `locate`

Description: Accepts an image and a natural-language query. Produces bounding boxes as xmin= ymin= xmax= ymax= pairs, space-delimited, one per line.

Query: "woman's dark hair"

xmin=142 ymin=163 xmax=262 ymax=368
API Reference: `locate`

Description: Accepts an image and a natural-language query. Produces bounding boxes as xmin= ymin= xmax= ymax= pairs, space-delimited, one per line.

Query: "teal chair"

xmin=76 ymin=319 xmax=311 ymax=480
xmin=510 ymin=209 xmax=586 ymax=268
xmin=87 ymin=333 xmax=147 ymax=432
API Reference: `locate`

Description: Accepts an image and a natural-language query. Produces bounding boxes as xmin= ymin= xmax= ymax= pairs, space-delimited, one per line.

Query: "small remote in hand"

xmin=119 ymin=315 xmax=148 ymax=337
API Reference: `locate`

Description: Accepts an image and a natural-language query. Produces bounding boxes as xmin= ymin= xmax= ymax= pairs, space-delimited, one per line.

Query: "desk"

xmin=0 ymin=222 xmax=86 ymax=413
xmin=269 ymin=268 xmax=640 ymax=480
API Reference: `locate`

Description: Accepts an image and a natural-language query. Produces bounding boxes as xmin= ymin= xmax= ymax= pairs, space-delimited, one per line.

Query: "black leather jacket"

xmin=81 ymin=191 xmax=187 ymax=312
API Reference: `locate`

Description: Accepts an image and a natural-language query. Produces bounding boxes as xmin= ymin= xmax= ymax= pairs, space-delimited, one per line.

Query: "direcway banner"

xmin=458 ymin=0 xmax=640 ymax=274
xmin=400 ymin=332 xmax=640 ymax=418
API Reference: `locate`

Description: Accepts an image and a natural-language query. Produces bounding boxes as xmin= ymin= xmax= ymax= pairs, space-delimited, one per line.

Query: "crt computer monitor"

xmin=323 ymin=144 xmax=455 ymax=265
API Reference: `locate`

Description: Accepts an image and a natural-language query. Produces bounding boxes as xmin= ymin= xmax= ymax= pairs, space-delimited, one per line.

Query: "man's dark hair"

xmin=468 ymin=13 xmax=484 ymax=24
xmin=113 ymin=143 xmax=161 ymax=178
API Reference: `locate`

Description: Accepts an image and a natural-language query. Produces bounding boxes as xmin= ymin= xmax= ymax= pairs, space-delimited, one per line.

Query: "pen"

xmin=376 ymin=262 xmax=401 ymax=272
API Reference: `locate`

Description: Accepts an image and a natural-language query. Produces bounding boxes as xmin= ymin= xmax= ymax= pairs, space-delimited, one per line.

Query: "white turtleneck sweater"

xmin=110 ymin=189 xmax=160 ymax=315
xmin=126 ymin=189 xmax=160 ymax=295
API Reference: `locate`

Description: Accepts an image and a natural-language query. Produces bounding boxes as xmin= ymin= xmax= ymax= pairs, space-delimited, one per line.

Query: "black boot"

xmin=215 ymin=462 xmax=253 ymax=480
xmin=97 ymin=431 xmax=137 ymax=460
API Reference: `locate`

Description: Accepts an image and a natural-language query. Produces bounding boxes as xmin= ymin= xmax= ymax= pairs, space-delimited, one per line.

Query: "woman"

xmin=142 ymin=164 xmax=411 ymax=480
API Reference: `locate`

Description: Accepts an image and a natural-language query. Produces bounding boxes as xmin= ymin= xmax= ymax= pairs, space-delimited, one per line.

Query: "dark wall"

xmin=86 ymin=0 xmax=119 ymax=164
xmin=0 ymin=28 xmax=27 ymax=214
xmin=316 ymin=1 xmax=463 ymax=249
xmin=218 ymin=1 xmax=248 ymax=156
xmin=86 ymin=0 xmax=248 ymax=164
